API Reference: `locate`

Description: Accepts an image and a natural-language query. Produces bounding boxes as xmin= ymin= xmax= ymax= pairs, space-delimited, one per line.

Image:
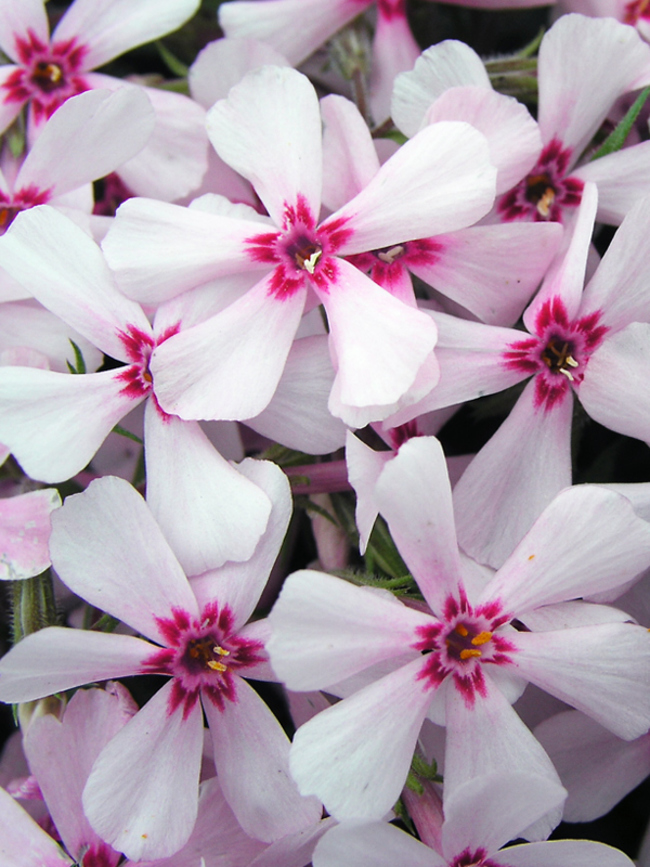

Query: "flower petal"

xmin=205 ymin=676 xmax=322 ymax=842
xmin=82 ymin=678 xmax=203 ymax=862
xmin=50 ymin=475 xmax=199 ymax=641
xmin=145 ymin=403 xmax=271 ymax=577
xmin=207 ymin=65 xmax=322 ymax=224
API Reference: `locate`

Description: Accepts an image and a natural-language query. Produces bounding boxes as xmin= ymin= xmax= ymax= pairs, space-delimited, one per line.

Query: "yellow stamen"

xmin=536 ymin=187 xmax=555 ymax=218
xmin=213 ymin=646 xmax=230 ymax=656
xmin=528 ymin=554 xmax=535 ymax=560
xmin=207 ymin=660 xmax=228 ymax=672
xmin=460 ymin=649 xmax=482 ymax=660
xmin=471 ymin=631 xmax=492 ymax=646
xmin=455 ymin=624 xmax=469 ymax=637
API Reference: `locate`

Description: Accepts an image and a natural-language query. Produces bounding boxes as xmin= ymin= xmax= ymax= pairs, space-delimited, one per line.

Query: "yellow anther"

xmin=528 ymin=554 xmax=535 ymax=560
xmin=565 ymin=355 xmax=579 ymax=368
xmin=471 ymin=631 xmax=492 ymax=646
xmin=207 ymin=660 xmax=228 ymax=672
xmin=455 ymin=624 xmax=469 ymax=637
xmin=460 ymin=649 xmax=482 ymax=660
xmin=213 ymin=646 xmax=230 ymax=657
xmin=559 ymin=367 xmax=575 ymax=381
xmin=536 ymin=187 xmax=555 ymax=218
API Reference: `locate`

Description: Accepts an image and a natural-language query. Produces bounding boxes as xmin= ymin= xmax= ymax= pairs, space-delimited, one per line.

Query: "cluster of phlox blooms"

xmin=1 ymin=2 xmax=650 ymax=867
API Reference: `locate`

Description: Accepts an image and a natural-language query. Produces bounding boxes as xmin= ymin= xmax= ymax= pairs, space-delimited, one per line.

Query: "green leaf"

xmin=66 ymin=340 xmax=87 ymax=375
xmin=590 ymin=86 xmax=650 ymax=162
xmin=112 ymin=424 xmax=144 ymax=445
xmin=155 ymin=40 xmax=189 ymax=77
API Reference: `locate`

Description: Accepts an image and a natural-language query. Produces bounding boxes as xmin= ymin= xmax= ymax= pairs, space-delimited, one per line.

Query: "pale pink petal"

xmin=424 ymin=86 xmax=541 ymax=194
xmin=245 ymin=335 xmax=347 ymax=455
xmin=0 ymin=488 xmax=60 ymax=581
xmin=0 ymin=785 xmax=71 ymax=867
xmin=523 ymin=182 xmax=597 ymax=331
xmin=115 ymin=84 xmax=208 ymax=202
xmin=189 ymin=37 xmax=290 ymax=109
xmin=53 ymin=0 xmax=200 ymax=70
xmin=538 ymin=15 xmax=650 ymax=159
xmin=580 ymin=195 xmax=650 ymax=331
xmin=50 ymin=476 xmax=199 ymax=643
xmin=535 ymin=710 xmax=650 ymax=822
xmin=501 ymin=840 xmax=636 ymax=867
xmin=413 ymin=222 xmax=562 ymax=326
xmin=0 ymin=627 xmax=152 ymax=703
xmin=391 ymin=41 xmax=491 ymax=138
xmin=0 ymin=367 xmax=142 ymax=483
xmin=375 ymin=436 xmax=464 ymax=613
xmin=83 ymin=679 xmax=203 ymax=862
xmin=144 ymin=403 xmax=271 ymax=576
xmin=346 ymin=431 xmax=394 ymax=554
xmin=453 ymin=379 xmax=573 ymax=569
xmin=190 ymin=458 xmax=291 ymax=628
xmin=218 ymin=0 xmax=370 ymax=66
xmin=369 ymin=6 xmax=421 ymax=124
xmin=268 ymin=569 xmax=431 ymax=690
xmin=24 ymin=686 xmax=134 ymax=862
xmin=0 ymin=206 xmax=153 ymax=361
xmin=135 ymin=776 xmax=267 ymax=867
xmin=320 ymin=94 xmax=381 ymax=212
xmin=205 ymin=676 xmax=321 ymax=842
xmin=417 ymin=311 xmax=523 ymax=410
xmin=17 ymin=88 xmax=155 ymax=198
xmin=290 ymin=656 xmax=435 ymax=820
xmin=322 ymin=259 xmax=437 ymax=417
xmin=573 ymin=141 xmax=650 ymax=226
xmin=102 ymin=197 xmax=264 ymax=304
xmin=442 ymin=773 xmax=566 ymax=859
xmin=314 ymin=821 xmax=442 ymax=867
xmin=518 ymin=600 xmax=636 ymax=631
xmin=578 ymin=323 xmax=650 ymax=442
xmin=252 ymin=817 xmax=336 ymax=867
xmin=480 ymin=486 xmax=650 ymax=615
xmin=326 ymin=122 xmax=496 ymax=256
xmin=510 ymin=624 xmax=650 ymax=739
xmin=207 ymin=65 xmax=322 ymax=224
xmin=0 ymin=0 xmax=49 ymax=63
xmin=150 ymin=274 xmax=307 ymax=420
xmin=444 ymin=677 xmax=563 ymax=840
xmin=0 ymin=298 xmax=101 ymax=374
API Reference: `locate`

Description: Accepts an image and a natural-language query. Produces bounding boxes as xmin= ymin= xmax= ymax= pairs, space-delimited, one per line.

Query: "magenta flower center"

xmin=3 ymin=31 xmax=90 ymax=121
xmin=497 ymin=138 xmax=584 ymax=223
xmin=625 ymin=0 xmax=650 ymax=24
xmin=413 ymin=596 xmax=514 ymax=706
xmin=502 ymin=296 xmax=608 ymax=411
xmin=0 ymin=185 xmax=52 ymax=234
xmin=143 ymin=604 xmax=265 ymax=718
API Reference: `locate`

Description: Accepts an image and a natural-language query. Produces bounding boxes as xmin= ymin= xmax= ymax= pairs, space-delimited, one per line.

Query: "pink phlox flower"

xmin=392 ymin=14 xmax=650 ymax=227
xmin=0 ymin=0 xmax=207 ymax=201
xmin=0 ymin=469 xmax=320 ymax=860
xmin=103 ymin=64 xmax=498 ymax=426
xmin=267 ymin=435 xmax=650 ymax=823
xmin=404 ymin=183 xmax=650 ymax=567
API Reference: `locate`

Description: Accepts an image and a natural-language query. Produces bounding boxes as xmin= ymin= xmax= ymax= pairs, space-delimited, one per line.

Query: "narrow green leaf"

xmin=112 ymin=424 xmax=144 ymax=445
xmin=67 ymin=340 xmax=86 ymax=375
xmin=155 ymin=40 xmax=189 ymax=77
xmin=590 ymin=86 xmax=650 ymax=162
